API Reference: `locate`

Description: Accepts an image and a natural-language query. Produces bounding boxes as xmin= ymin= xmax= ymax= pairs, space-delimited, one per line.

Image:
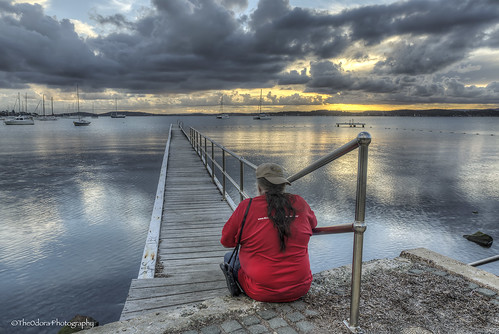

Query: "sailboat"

xmin=216 ymin=95 xmax=229 ymax=119
xmin=110 ymin=98 xmax=126 ymax=118
xmin=4 ymin=92 xmax=34 ymax=125
xmin=4 ymin=115 xmax=35 ymax=125
xmin=253 ymin=90 xmax=271 ymax=120
xmin=73 ymin=85 xmax=91 ymax=126
xmin=38 ymin=95 xmax=58 ymax=121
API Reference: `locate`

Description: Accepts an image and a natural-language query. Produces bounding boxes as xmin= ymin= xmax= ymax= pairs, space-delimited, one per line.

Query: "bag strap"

xmin=228 ymin=198 xmax=252 ymax=263
xmin=236 ymin=198 xmax=253 ymax=245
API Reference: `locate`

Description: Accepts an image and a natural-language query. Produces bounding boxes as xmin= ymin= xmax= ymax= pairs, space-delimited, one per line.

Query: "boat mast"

xmin=51 ymin=97 xmax=54 ymax=116
xmin=42 ymin=94 xmax=45 ymax=117
xmin=76 ymin=84 xmax=80 ymax=119
xmin=258 ymin=89 xmax=263 ymax=114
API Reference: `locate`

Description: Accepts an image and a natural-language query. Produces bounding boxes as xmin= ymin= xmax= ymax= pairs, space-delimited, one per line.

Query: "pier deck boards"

xmin=120 ymin=128 xmax=234 ymax=320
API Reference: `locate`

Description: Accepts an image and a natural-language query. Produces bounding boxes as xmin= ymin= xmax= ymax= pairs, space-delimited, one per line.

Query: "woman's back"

xmin=221 ymin=194 xmax=317 ymax=302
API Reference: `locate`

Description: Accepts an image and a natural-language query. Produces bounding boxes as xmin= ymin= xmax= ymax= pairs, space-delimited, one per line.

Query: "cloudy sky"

xmin=1 ymin=0 xmax=498 ymax=114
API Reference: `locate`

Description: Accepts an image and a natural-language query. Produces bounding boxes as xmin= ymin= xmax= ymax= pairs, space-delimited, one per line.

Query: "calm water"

xmin=1 ymin=116 xmax=498 ymax=333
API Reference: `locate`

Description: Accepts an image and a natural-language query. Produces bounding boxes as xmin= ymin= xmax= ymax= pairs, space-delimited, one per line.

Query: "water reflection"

xmin=0 ymin=117 xmax=172 ymax=333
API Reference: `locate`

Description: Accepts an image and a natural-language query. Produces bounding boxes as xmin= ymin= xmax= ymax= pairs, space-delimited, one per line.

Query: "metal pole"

xmin=195 ymin=131 xmax=198 ymax=154
xmin=312 ymin=223 xmax=355 ymax=235
xmin=198 ymin=132 xmax=201 ymax=155
xmin=204 ymin=137 xmax=207 ymax=166
xmin=345 ymin=132 xmax=371 ymax=333
xmin=222 ymin=150 xmax=226 ymax=200
xmin=211 ymin=142 xmax=215 ymax=181
xmin=468 ymin=254 xmax=499 ymax=267
xmin=288 ymin=136 xmax=361 ymax=183
xmin=240 ymin=160 xmax=244 ymax=202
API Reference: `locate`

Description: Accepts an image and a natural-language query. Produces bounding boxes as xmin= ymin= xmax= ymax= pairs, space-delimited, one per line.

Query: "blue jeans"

xmin=224 ymin=251 xmax=241 ymax=282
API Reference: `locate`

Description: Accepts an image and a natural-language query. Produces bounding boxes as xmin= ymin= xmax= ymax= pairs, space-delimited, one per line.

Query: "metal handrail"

xmin=287 ymin=131 xmax=371 ymax=333
xmin=468 ymin=254 xmax=499 ymax=267
xmin=188 ymin=127 xmax=257 ymax=207
xmin=179 ymin=123 xmax=371 ymax=333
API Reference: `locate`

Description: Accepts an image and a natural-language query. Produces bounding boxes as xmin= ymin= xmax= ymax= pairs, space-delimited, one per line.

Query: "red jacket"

xmin=221 ymin=195 xmax=317 ymax=302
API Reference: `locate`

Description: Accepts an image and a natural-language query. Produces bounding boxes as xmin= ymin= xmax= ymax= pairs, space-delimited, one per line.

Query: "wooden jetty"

xmin=120 ymin=126 xmax=234 ymax=320
xmin=336 ymin=119 xmax=365 ymax=128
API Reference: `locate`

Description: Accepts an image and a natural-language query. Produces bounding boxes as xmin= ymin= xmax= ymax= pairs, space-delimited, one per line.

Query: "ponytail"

xmin=258 ymin=178 xmax=296 ymax=251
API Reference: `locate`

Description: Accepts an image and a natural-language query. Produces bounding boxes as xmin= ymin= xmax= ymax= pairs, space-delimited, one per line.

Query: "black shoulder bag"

xmin=220 ymin=198 xmax=252 ymax=296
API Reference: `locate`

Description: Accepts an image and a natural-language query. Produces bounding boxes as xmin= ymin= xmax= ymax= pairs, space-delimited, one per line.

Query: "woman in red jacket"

xmin=221 ymin=163 xmax=317 ymax=302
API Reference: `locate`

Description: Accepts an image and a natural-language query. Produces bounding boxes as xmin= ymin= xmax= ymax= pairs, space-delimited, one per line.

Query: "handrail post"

xmin=211 ymin=142 xmax=215 ymax=181
xmin=222 ymin=150 xmax=226 ymax=200
xmin=204 ymin=137 xmax=207 ymax=166
xmin=198 ymin=131 xmax=201 ymax=155
xmin=239 ymin=160 xmax=244 ymax=202
xmin=345 ymin=132 xmax=371 ymax=333
xmin=195 ymin=130 xmax=198 ymax=154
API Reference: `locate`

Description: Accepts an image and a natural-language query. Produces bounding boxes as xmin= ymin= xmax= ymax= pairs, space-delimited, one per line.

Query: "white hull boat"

xmin=4 ymin=116 xmax=35 ymax=125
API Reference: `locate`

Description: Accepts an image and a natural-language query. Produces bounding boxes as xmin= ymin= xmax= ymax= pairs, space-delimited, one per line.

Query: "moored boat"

xmin=111 ymin=98 xmax=126 ymax=118
xmin=253 ymin=113 xmax=271 ymax=120
xmin=38 ymin=95 xmax=58 ymax=121
xmin=4 ymin=115 xmax=35 ymax=125
xmin=73 ymin=84 xmax=91 ymax=126
xmin=73 ymin=119 xmax=91 ymax=126
xmin=253 ymin=90 xmax=271 ymax=120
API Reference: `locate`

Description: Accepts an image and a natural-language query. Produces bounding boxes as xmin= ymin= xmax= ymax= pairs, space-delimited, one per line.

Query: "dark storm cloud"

xmin=90 ymin=13 xmax=135 ymax=30
xmin=277 ymin=68 xmax=309 ymax=85
xmin=1 ymin=0 xmax=498 ymax=105
xmin=0 ymin=1 xmax=117 ymax=88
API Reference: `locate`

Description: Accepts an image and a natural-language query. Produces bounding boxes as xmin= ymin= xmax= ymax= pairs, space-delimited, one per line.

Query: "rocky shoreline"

xmin=87 ymin=248 xmax=498 ymax=334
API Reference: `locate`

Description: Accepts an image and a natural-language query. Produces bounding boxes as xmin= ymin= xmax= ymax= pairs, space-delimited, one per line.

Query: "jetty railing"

xmin=183 ymin=126 xmax=258 ymax=210
xmin=181 ymin=124 xmax=371 ymax=334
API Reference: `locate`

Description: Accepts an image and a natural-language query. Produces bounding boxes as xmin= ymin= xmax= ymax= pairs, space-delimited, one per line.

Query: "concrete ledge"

xmin=87 ymin=248 xmax=499 ymax=334
xmin=400 ymin=248 xmax=499 ymax=293
xmin=88 ymin=295 xmax=262 ymax=334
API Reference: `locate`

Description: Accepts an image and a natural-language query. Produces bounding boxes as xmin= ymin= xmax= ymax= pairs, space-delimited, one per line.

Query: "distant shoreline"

xmin=2 ymin=108 xmax=498 ymax=118
xmin=185 ymin=108 xmax=499 ymax=117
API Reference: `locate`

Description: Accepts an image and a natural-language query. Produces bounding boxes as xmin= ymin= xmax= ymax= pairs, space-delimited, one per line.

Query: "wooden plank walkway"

xmin=120 ymin=127 xmax=234 ymax=320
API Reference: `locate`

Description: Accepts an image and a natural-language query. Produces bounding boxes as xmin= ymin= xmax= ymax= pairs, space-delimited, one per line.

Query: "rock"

xmin=57 ymin=315 xmax=99 ymax=333
xmin=463 ymin=231 xmax=493 ymax=247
